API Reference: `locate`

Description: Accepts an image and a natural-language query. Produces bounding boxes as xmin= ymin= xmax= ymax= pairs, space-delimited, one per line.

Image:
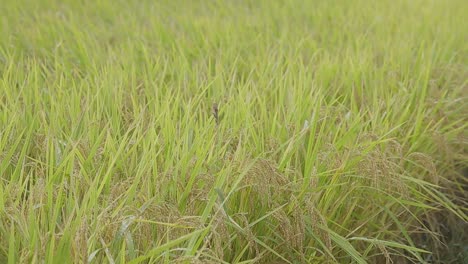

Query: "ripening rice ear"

xmin=212 ymin=103 xmax=219 ymax=125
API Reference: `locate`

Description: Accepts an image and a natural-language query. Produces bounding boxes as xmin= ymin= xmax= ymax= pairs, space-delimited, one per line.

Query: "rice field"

xmin=0 ymin=0 xmax=467 ymax=263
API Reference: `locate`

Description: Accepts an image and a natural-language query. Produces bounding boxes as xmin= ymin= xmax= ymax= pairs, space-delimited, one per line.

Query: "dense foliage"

xmin=0 ymin=0 xmax=466 ymax=263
